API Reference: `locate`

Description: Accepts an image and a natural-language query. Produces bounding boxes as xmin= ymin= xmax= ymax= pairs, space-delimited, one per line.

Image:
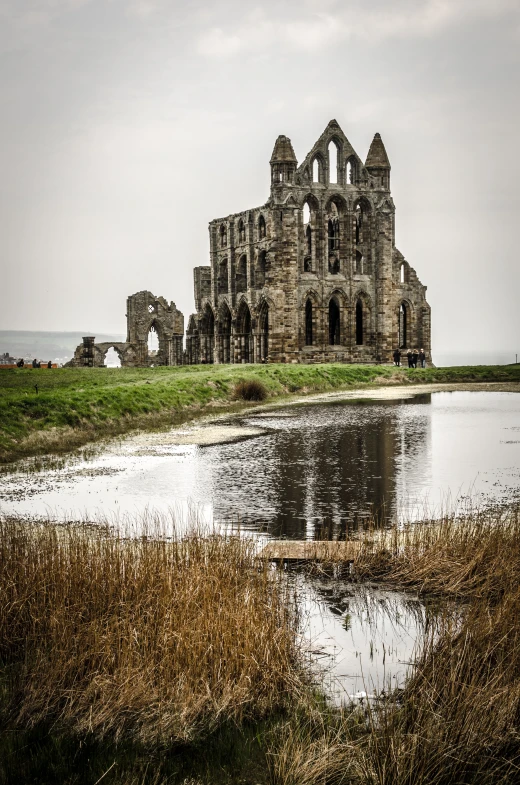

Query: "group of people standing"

xmin=393 ymin=348 xmax=426 ymax=368
xmin=15 ymin=358 xmax=53 ymax=368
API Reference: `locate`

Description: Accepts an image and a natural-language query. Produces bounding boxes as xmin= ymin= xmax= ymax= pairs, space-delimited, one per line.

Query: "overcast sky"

xmin=1 ymin=0 xmax=519 ymax=356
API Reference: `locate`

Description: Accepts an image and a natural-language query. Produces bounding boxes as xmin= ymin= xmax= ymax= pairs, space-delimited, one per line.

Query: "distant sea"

xmin=0 ymin=331 xmax=517 ymax=367
xmin=0 ymin=331 xmax=125 ymax=365
xmin=434 ymin=351 xmax=519 ymax=367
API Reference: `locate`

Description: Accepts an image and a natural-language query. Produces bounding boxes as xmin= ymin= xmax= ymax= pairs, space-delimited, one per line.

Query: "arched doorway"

xmin=329 ymin=298 xmax=340 ymax=345
xmin=236 ymin=301 xmax=252 ymax=363
xmin=104 ymin=347 xmax=121 ymax=368
xmin=200 ymin=305 xmax=215 ymax=364
xmin=218 ymin=303 xmax=232 ymax=363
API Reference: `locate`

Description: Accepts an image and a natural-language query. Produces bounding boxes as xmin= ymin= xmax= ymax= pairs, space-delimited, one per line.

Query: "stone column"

xmin=375 ymin=206 xmax=395 ymax=363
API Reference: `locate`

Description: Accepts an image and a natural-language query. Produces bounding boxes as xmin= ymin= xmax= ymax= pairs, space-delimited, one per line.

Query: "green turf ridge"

xmin=1 ymin=363 xmax=519 ymax=464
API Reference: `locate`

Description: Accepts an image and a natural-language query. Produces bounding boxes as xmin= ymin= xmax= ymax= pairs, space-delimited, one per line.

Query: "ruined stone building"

xmin=186 ymin=119 xmax=431 ymax=365
xmin=67 ymin=291 xmax=183 ymax=367
xmin=67 ymin=120 xmax=431 ymax=369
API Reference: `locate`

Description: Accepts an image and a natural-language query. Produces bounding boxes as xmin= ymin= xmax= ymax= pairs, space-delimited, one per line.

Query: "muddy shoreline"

xmin=4 ymin=378 xmax=520 ymax=465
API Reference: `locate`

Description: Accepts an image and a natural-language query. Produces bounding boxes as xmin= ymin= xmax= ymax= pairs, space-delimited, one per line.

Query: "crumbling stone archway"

xmin=92 ymin=342 xmax=134 ymax=367
xmin=104 ymin=346 xmax=122 ymax=367
xmin=126 ymin=292 xmax=184 ymax=366
xmin=199 ymin=303 xmax=215 ymax=364
xmin=66 ymin=291 xmax=184 ymax=368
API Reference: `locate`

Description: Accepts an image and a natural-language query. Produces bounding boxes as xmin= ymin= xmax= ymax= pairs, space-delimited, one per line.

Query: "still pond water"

xmin=3 ymin=390 xmax=520 ymax=531
xmin=2 ymin=390 xmax=520 ymax=702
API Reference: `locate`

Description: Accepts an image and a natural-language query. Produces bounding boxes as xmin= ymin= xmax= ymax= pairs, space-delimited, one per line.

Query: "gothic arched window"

xmin=328 ymin=140 xmax=339 ymax=184
xmin=219 ymin=224 xmax=227 ymax=248
xmin=329 ymin=298 xmax=340 ymax=345
xmin=346 ymin=156 xmax=357 ymax=185
xmin=399 ymin=303 xmax=408 ymax=349
xmin=218 ymin=259 xmax=228 ymax=295
xmin=305 ymin=299 xmax=313 ymax=345
xmin=356 ymin=299 xmax=363 ymax=345
xmin=256 ymin=250 xmax=266 ymax=288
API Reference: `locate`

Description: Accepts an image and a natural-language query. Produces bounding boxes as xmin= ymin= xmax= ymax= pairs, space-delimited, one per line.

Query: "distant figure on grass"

xmin=16 ymin=358 xmax=24 ymax=368
xmin=32 ymin=358 xmax=40 ymax=369
xmin=47 ymin=360 xmax=52 ymax=369
xmin=407 ymin=350 xmax=413 ymax=368
xmin=412 ymin=349 xmax=419 ymax=368
xmin=419 ymin=348 xmax=426 ymax=368
xmin=393 ymin=348 xmax=401 ymax=366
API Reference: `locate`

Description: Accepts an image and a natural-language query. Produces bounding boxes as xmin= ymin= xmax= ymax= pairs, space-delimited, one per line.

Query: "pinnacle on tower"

xmin=270 ymin=135 xmax=297 ymax=164
xmin=365 ymin=132 xmax=391 ymax=169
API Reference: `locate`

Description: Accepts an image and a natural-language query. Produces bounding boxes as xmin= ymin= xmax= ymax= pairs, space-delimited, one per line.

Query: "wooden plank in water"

xmin=260 ymin=540 xmax=362 ymax=563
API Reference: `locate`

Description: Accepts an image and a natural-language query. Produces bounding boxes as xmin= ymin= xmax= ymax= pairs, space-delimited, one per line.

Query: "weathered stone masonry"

xmin=186 ymin=119 xmax=431 ymax=365
xmin=68 ymin=120 xmax=431 ymax=368
xmin=67 ymin=291 xmax=184 ymax=367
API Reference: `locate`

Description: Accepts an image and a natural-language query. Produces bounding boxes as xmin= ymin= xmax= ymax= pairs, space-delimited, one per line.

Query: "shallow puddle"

xmin=296 ymin=575 xmax=425 ymax=704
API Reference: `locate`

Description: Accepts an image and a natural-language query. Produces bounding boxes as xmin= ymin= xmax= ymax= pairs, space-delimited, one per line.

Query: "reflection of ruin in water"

xmin=2 ymin=391 xmax=520 ymax=533
xmin=207 ymin=395 xmax=432 ymax=539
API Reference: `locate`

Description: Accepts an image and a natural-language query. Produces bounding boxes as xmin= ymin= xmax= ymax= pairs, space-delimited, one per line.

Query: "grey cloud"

xmin=0 ymin=0 xmax=519 ymax=358
xmin=196 ymin=0 xmax=520 ymax=57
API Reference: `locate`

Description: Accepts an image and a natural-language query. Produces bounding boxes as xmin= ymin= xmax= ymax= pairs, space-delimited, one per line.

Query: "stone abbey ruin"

xmin=67 ymin=291 xmax=184 ymax=368
xmin=69 ymin=119 xmax=431 ymax=367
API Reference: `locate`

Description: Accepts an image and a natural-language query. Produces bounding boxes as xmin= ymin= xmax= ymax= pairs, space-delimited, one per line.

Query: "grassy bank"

xmin=1 ymin=363 xmax=520 ymax=463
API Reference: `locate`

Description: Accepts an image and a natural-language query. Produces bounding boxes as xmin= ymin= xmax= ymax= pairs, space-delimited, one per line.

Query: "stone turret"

xmin=365 ymin=132 xmax=391 ymax=190
xmin=270 ymin=135 xmax=297 ymax=185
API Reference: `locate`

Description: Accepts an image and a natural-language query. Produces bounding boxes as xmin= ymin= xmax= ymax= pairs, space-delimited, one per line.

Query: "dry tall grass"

xmin=355 ymin=505 xmax=520 ymax=600
xmin=3 ymin=507 xmax=520 ymax=783
xmin=358 ymin=587 xmax=520 ymax=785
xmin=0 ymin=516 xmax=303 ymax=746
xmin=269 ymin=506 xmax=520 ymax=785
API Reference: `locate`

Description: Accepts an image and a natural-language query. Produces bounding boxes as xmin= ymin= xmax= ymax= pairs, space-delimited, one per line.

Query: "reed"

xmin=2 ymin=507 xmax=520 ymax=782
xmin=355 ymin=505 xmax=520 ymax=600
xmin=269 ymin=506 xmax=520 ymax=785
xmin=0 ymin=516 xmax=303 ymax=747
xmin=349 ymin=586 xmax=520 ymax=784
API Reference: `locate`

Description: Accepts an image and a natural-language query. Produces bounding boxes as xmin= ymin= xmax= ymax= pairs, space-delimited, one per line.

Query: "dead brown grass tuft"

xmin=0 ymin=517 xmax=303 ymax=745
xmin=232 ymin=378 xmax=269 ymax=402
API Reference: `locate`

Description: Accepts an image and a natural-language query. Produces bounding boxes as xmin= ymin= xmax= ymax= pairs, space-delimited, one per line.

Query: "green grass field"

xmin=1 ymin=363 xmax=519 ymax=463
